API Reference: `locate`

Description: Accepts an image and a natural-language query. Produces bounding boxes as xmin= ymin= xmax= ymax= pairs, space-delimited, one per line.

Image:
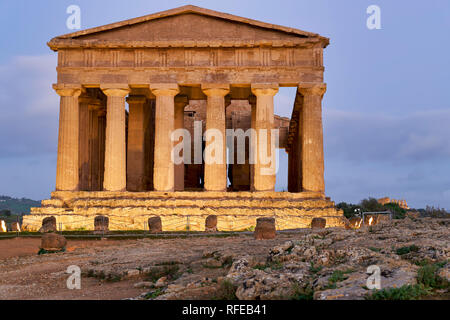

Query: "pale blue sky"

xmin=0 ymin=0 xmax=449 ymax=208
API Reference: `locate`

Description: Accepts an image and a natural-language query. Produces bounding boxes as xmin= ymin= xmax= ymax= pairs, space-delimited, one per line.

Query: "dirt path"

xmin=0 ymin=234 xmax=290 ymax=300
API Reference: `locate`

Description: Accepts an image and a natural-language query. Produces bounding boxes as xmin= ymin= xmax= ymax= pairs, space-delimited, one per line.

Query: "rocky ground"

xmin=0 ymin=217 xmax=448 ymax=300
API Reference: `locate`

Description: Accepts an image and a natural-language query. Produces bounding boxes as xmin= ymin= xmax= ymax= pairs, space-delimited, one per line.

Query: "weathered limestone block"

xmin=94 ymin=215 xmax=109 ymax=233
xmin=254 ymin=217 xmax=276 ymax=240
xmin=205 ymin=215 xmax=218 ymax=232
xmin=11 ymin=222 xmax=21 ymax=232
xmin=148 ymin=216 xmax=162 ymax=233
xmin=311 ymin=217 xmax=326 ymax=229
xmin=0 ymin=220 xmax=6 ymax=232
xmin=41 ymin=233 xmax=67 ymax=251
xmin=40 ymin=216 xmax=57 ymax=233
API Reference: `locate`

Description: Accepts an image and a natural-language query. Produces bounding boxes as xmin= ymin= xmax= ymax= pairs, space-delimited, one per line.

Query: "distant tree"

xmin=336 ymin=202 xmax=361 ymax=219
xmin=0 ymin=209 xmax=11 ymax=216
xmin=425 ymin=206 xmax=448 ymax=218
xmin=360 ymin=197 xmax=385 ymax=212
xmin=336 ymin=197 xmax=449 ymax=220
xmin=383 ymin=202 xmax=406 ymax=219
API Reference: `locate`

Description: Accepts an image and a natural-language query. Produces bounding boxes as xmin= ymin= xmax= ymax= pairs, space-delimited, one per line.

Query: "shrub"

xmin=417 ymin=262 xmax=448 ymax=289
xmin=144 ymin=288 xmax=164 ymax=300
xmin=290 ymin=283 xmax=314 ymax=300
xmin=324 ymin=269 xmax=354 ymax=289
xmin=213 ymin=280 xmax=238 ymax=300
xmin=396 ymin=245 xmax=419 ymax=255
xmin=309 ymin=262 xmax=323 ymax=274
xmin=366 ymin=284 xmax=431 ymax=300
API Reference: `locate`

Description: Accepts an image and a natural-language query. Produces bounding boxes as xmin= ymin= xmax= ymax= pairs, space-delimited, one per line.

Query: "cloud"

xmin=322 ymin=108 xmax=450 ymax=209
xmin=0 ymin=54 xmax=59 ymax=157
xmin=323 ymin=109 xmax=450 ymax=164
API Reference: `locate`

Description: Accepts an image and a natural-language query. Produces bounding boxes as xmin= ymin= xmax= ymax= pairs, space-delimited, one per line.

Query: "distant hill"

xmin=0 ymin=195 xmax=41 ymax=215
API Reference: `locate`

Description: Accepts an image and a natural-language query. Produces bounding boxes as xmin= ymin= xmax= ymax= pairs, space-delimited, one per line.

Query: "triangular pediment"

xmin=49 ymin=5 xmax=328 ymax=49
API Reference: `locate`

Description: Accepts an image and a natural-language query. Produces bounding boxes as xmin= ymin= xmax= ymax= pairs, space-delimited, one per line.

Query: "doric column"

xmin=101 ymin=86 xmax=130 ymax=191
xmin=174 ymin=96 xmax=189 ymax=191
xmin=248 ymin=96 xmax=257 ymax=191
xmin=97 ymin=110 xmax=106 ymax=190
xmin=297 ymin=83 xmax=326 ymax=193
xmin=202 ymin=84 xmax=230 ymax=192
xmin=251 ymin=84 xmax=279 ymax=191
xmin=287 ymin=111 xmax=301 ymax=192
xmin=78 ymin=96 xmax=92 ymax=191
xmin=88 ymin=102 xmax=102 ymax=191
xmin=54 ymin=84 xmax=82 ymax=191
xmin=150 ymin=84 xmax=179 ymax=192
xmin=126 ymin=95 xmax=148 ymax=192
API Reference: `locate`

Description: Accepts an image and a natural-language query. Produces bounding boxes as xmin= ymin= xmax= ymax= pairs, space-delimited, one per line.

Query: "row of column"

xmin=54 ymin=83 xmax=325 ymax=193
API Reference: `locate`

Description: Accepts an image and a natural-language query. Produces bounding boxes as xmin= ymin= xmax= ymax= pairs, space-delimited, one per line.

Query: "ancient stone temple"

xmin=23 ymin=5 xmax=345 ymax=231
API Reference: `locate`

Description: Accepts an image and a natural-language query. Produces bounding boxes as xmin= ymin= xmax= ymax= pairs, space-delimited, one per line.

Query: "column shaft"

xmin=98 ymin=112 xmax=106 ymax=190
xmin=102 ymin=87 xmax=129 ymax=191
xmin=127 ymin=96 xmax=148 ymax=191
xmin=174 ymin=97 xmax=188 ymax=191
xmin=88 ymin=106 xmax=100 ymax=191
xmin=202 ymin=85 xmax=229 ymax=192
xmin=249 ymin=96 xmax=256 ymax=191
xmin=54 ymin=86 xmax=82 ymax=191
xmin=298 ymin=84 xmax=326 ymax=193
xmin=251 ymin=84 xmax=279 ymax=191
xmin=151 ymin=84 xmax=179 ymax=191
xmin=78 ymin=99 xmax=90 ymax=190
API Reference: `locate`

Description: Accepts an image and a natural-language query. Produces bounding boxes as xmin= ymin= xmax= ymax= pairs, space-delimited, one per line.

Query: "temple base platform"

xmin=23 ymin=191 xmax=346 ymax=232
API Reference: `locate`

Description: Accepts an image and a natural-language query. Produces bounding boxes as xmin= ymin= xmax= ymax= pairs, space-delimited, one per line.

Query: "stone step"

xmin=49 ymin=190 xmax=325 ymax=202
xmin=23 ymin=210 xmax=346 ymax=232
xmin=31 ymin=203 xmax=339 ymax=217
xmin=67 ymin=197 xmax=334 ymax=210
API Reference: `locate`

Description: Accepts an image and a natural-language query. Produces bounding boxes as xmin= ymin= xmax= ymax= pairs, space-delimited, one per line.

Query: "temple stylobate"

xmin=24 ymin=5 xmax=345 ymax=232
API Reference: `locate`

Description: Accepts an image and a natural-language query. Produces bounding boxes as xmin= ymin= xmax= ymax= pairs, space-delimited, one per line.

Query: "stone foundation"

xmin=23 ymin=191 xmax=346 ymax=232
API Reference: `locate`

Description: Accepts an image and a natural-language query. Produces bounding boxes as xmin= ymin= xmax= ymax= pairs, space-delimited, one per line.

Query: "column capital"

xmin=100 ymin=85 xmax=130 ymax=97
xmin=201 ymin=84 xmax=230 ymax=97
xmin=150 ymin=83 xmax=180 ymax=96
xmin=52 ymin=84 xmax=82 ymax=97
xmin=126 ymin=95 xmax=147 ymax=104
xmin=298 ymin=83 xmax=327 ymax=97
xmin=251 ymin=83 xmax=279 ymax=96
